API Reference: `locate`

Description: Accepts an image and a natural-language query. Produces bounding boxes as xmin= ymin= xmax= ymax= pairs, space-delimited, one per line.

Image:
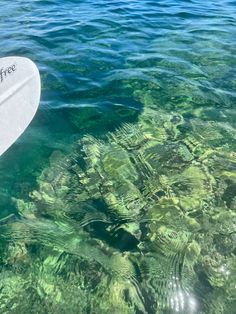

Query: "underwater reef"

xmin=0 ymin=101 xmax=235 ymax=314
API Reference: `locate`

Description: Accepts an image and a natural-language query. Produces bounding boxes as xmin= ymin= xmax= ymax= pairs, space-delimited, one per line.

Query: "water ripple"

xmin=0 ymin=0 xmax=236 ymax=313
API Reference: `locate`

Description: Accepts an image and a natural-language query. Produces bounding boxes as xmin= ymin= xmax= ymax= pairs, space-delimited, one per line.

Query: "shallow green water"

xmin=0 ymin=0 xmax=236 ymax=313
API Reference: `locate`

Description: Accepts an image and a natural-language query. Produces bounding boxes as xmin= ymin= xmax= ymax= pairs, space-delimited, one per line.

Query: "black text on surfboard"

xmin=0 ymin=64 xmax=16 ymax=84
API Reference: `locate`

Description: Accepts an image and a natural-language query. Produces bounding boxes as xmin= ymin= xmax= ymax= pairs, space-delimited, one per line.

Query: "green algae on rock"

xmin=0 ymin=106 xmax=233 ymax=314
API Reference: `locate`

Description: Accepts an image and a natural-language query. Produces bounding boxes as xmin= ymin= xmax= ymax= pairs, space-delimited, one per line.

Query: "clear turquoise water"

xmin=0 ymin=1 xmax=236 ymax=313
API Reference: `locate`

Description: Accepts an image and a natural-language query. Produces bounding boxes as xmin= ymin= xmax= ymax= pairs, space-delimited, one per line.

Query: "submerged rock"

xmin=2 ymin=106 xmax=235 ymax=313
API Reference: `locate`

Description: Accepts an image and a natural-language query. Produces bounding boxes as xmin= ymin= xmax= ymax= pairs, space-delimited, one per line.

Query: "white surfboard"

xmin=0 ymin=57 xmax=41 ymax=156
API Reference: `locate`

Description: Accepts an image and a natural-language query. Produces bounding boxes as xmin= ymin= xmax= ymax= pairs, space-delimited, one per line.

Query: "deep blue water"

xmin=0 ymin=1 xmax=236 ymax=313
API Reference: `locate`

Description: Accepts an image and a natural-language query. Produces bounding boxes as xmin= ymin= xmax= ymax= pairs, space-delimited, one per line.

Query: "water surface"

xmin=0 ymin=0 xmax=236 ymax=313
